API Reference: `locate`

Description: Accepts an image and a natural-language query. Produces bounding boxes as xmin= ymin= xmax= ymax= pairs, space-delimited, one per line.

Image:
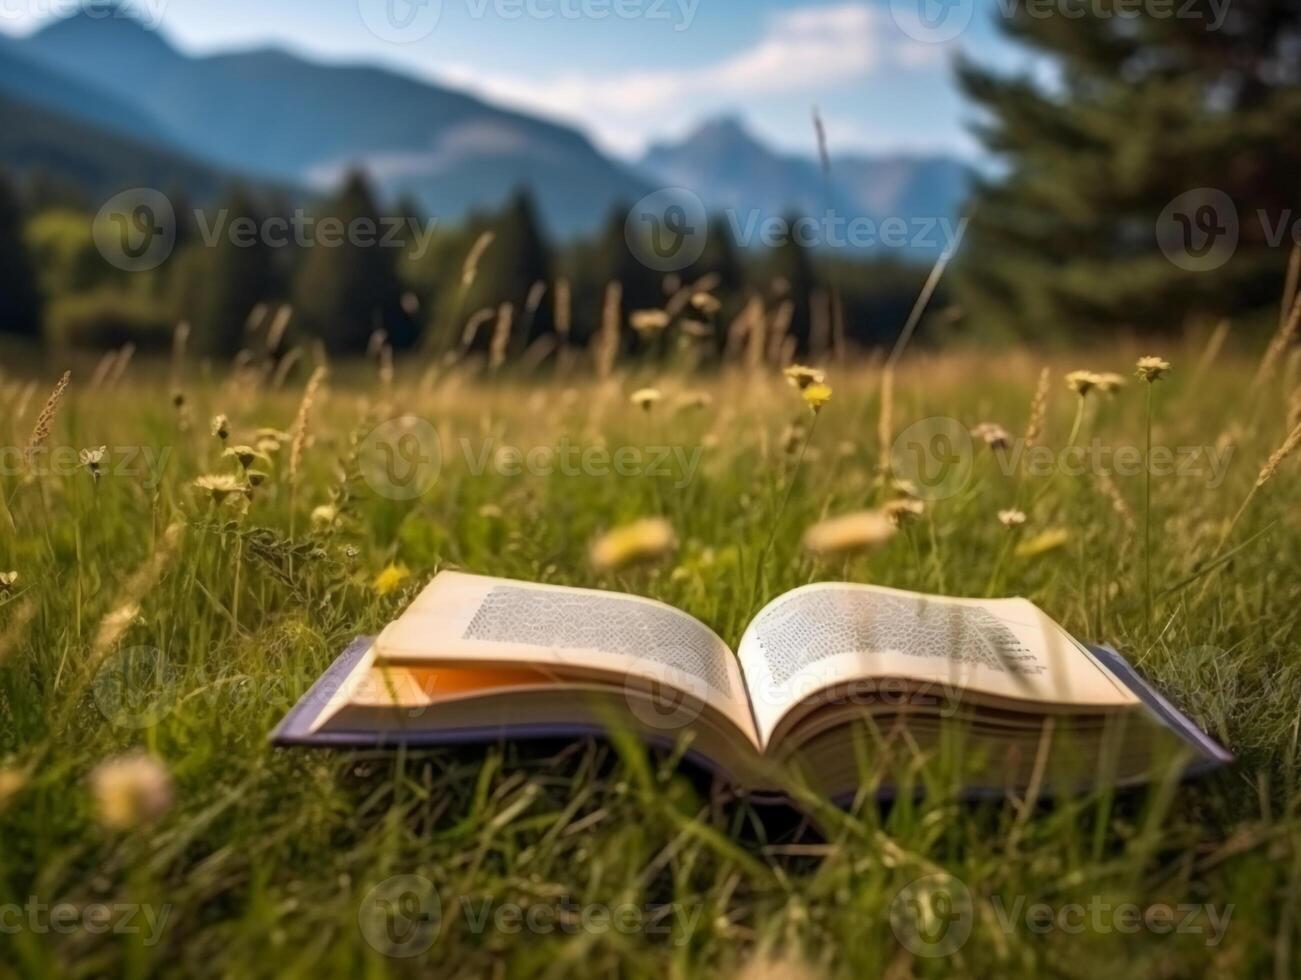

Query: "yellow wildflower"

xmin=589 ymin=518 xmax=676 ymax=571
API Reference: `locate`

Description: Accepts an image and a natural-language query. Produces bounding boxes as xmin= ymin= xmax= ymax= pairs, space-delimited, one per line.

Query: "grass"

xmin=0 ymin=336 xmax=1298 ymax=978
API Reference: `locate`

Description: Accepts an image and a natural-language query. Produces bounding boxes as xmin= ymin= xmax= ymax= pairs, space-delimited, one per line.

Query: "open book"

xmin=273 ymin=571 xmax=1231 ymax=798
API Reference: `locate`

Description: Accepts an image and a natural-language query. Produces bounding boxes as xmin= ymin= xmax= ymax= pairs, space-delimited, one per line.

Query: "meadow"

xmin=0 ymin=320 xmax=1298 ymax=978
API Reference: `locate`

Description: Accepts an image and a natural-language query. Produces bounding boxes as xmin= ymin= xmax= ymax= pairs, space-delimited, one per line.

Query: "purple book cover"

xmin=271 ymin=636 xmax=1233 ymax=791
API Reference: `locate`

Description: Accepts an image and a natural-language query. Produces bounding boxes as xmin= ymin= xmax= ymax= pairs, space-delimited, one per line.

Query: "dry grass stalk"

xmin=489 ymin=302 xmax=514 ymax=371
xmin=554 ymin=278 xmax=572 ymax=342
xmin=90 ymin=523 xmax=185 ymax=667
xmin=767 ymin=300 xmax=794 ymax=365
xmin=271 ymin=347 xmax=304 ymax=389
xmin=596 ymin=282 xmax=622 ymax=380
xmin=461 ymin=231 xmax=495 ymax=289
xmin=1095 ymin=469 xmax=1136 ymax=531
xmin=876 ymin=365 xmax=894 ymax=474
xmin=89 ymin=352 xmax=116 ymax=391
xmin=1024 ymin=367 xmax=1051 ymax=447
xmin=265 ymin=304 xmax=293 ymax=352
xmin=106 ymin=343 xmax=136 ymax=389
xmin=12 ymin=381 xmax=37 ymax=425
xmin=1255 ymin=420 xmax=1301 ymax=489
xmin=1255 ymin=294 xmax=1300 ymax=386
xmin=289 ymin=366 xmax=328 ymax=486
xmin=744 ymin=300 xmax=768 ymax=371
xmin=171 ymin=320 xmax=190 ymax=382
xmin=25 ymin=371 xmax=71 ymax=470
xmin=460 ymin=307 xmax=496 ymax=351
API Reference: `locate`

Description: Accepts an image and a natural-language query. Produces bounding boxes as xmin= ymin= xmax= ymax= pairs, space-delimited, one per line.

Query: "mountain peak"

xmin=33 ymin=3 xmax=178 ymax=54
xmin=682 ymin=114 xmax=766 ymax=151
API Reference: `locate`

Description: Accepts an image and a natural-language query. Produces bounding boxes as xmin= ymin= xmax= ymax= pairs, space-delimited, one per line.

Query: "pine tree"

xmin=193 ymin=186 xmax=279 ymax=356
xmin=463 ymin=190 xmax=553 ymax=353
xmin=293 ymin=171 xmax=409 ymax=354
xmin=0 ymin=172 xmax=43 ymax=340
xmin=955 ymin=0 xmax=1301 ymax=335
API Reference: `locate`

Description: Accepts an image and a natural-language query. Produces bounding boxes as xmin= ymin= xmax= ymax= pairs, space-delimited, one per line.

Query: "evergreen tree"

xmin=463 ymin=189 xmax=553 ymax=353
xmin=0 ymin=173 xmax=43 ymax=340
xmin=193 ymin=186 xmax=278 ymax=356
xmin=292 ymin=171 xmax=410 ymax=353
xmin=955 ymin=0 xmax=1301 ymax=335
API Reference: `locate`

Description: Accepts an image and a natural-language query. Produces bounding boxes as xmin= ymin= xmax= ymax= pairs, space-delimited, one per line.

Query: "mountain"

xmin=0 ymin=91 xmax=244 ymax=206
xmin=639 ymin=116 xmax=971 ymax=255
xmin=0 ymin=32 xmax=177 ymax=149
xmin=13 ymin=11 xmax=651 ymax=235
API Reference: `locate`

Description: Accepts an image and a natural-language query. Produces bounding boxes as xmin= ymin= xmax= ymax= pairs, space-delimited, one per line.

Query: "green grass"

xmin=0 ymin=339 xmax=1298 ymax=978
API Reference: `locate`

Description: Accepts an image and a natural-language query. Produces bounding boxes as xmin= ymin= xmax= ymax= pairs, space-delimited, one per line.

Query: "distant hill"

xmin=0 ymin=91 xmax=243 ymax=205
xmin=639 ymin=117 xmax=971 ymax=255
xmin=14 ymin=11 xmax=652 ymax=236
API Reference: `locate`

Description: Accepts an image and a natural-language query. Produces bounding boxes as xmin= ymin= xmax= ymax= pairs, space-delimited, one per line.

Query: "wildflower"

xmin=679 ymin=319 xmax=713 ymax=339
xmin=373 ymin=563 xmax=411 ymax=596
xmin=801 ymin=383 xmax=832 ymax=414
xmin=891 ymin=478 xmax=919 ymax=498
xmin=589 ymin=518 xmax=677 ymax=571
xmin=1015 ymin=528 xmax=1071 ymax=558
xmin=690 ymin=292 xmax=721 ymax=315
xmin=630 ymin=309 xmax=671 ymax=334
xmin=171 ymin=390 xmax=185 ymax=409
xmin=193 ymin=473 xmax=249 ymax=504
xmin=256 ymin=437 xmax=282 ymax=457
xmin=477 ymin=503 xmax=503 ymax=519
xmin=255 ymin=427 xmax=291 ymax=445
xmin=1135 ymin=356 xmax=1171 ymax=382
xmin=0 ymin=767 xmax=26 ymax=811
xmin=802 ymin=510 xmax=896 ymax=556
xmin=211 ymin=414 xmax=230 ymax=441
xmin=310 ymin=504 xmax=339 ymax=529
xmin=998 ymin=508 xmax=1027 ymax=529
xmin=89 ymin=753 xmax=173 ymax=830
xmin=245 ymin=469 xmax=269 ymax=489
xmin=630 ymin=388 xmax=662 ymax=412
xmin=1096 ymin=372 xmax=1127 ymax=393
xmin=970 ymin=422 xmax=1011 ymax=450
xmin=223 ymin=445 xmax=271 ymax=470
xmin=80 ymin=445 xmax=107 ymax=483
xmin=1065 ymin=370 xmax=1102 ymax=397
xmin=884 ymin=497 xmax=925 ymax=525
xmin=0 ymin=571 xmax=16 ymax=593
xmin=784 ymin=365 xmax=824 ymax=390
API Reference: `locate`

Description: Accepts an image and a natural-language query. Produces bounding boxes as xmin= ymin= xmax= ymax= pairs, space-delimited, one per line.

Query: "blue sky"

xmin=2 ymin=0 xmax=1035 ymax=160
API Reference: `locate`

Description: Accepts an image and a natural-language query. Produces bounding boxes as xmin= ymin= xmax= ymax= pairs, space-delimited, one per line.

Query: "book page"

xmin=736 ymin=582 xmax=1137 ymax=748
xmin=376 ymin=571 xmax=758 ymax=743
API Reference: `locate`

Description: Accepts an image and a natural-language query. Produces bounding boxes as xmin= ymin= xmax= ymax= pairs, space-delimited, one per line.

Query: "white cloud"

xmin=432 ymin=3 xmax=925 ymax=157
